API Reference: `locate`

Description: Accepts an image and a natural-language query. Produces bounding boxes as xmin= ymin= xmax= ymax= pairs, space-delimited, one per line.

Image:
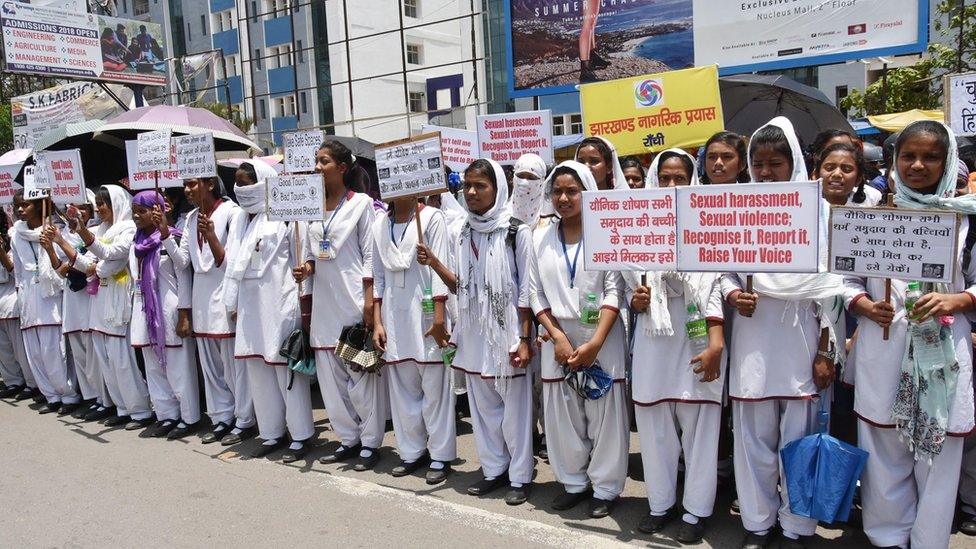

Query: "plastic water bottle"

xmin=686 ymin=302 xmax=709 ymax=356
xmin=905 ymin=281 xmax=940 ymax=340
xmin=579 ymin=293 xmax=600 ymax=343
xmin=422 ymin=287 xmax=435 ymax=329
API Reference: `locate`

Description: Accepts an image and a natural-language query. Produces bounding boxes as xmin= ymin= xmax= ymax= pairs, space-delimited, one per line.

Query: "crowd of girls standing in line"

xmin=1 ymin=120 xmax=975 ymax=548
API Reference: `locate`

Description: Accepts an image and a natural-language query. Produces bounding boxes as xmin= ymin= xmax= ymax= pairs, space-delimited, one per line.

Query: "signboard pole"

xmin=414 ymin=198 xmax=424 ymax=245
xmin=883 ymin=194 xmax=895 ymax=341
xmin=154 ymin=170 xmax=160 ymax=194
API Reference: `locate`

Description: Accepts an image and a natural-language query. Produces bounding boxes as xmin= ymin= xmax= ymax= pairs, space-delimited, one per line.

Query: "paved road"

xmin=0 ymin=396 xmax=972 ymax=548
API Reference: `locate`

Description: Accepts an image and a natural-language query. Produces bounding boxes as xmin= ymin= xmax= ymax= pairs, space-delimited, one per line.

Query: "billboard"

xmin=11 ymin=81 xmax=130 ymax=149
xmin=0 ymin=2 xmax=168 ymax=86
xmin=505 ymin=0 xmax=927 ymax=97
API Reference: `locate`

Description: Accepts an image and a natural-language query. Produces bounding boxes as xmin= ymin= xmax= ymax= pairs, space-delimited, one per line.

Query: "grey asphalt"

xmin=0 ymin=395 xmax=973 ymax=548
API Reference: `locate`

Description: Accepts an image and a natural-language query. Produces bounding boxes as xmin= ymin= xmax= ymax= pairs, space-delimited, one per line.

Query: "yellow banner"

xmin=580 ymin=66 xmax=724 ymax=156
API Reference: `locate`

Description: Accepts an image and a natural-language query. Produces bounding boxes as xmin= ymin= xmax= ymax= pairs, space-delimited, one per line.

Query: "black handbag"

xmin=336 ymin=323 xmax=384 ymax=374
xmin=279 ymin=327 xmax=316 ymax=381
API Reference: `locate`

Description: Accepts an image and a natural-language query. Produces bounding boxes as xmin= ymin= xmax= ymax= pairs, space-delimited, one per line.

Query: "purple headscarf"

xmin=132 ymin=191 xmax=180 ymax=367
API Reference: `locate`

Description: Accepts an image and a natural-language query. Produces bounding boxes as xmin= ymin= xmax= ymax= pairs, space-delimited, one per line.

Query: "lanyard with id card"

xmin=318 ymin=193 xmax=347 ymax=260
xmin=559 ymin=221 xmax=582 ymax=304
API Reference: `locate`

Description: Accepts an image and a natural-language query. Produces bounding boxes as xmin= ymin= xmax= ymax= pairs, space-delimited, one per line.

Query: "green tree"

xmin=842 ymin=0 xmax=976 ymax=117
xmin=0 ymin=105 xmax=11 ymax=153
xmin=191 ymin=101 xmax=255 ymax=135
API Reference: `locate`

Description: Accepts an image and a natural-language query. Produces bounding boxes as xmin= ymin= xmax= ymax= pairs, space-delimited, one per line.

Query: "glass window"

xmin=569 ymin=114 xmax=582 ymax=134
xmin=254 ymin=49 xmax=262 ymax=70
xmin=408 ymin=91 xmax=425 ymax=113
xmin=552 ymin=114 xmax=565 ymax=136
xmin=404 ymin=0 xmax=418 ymax=18
xmin=406 ymin=43 xmax=421 ymax=65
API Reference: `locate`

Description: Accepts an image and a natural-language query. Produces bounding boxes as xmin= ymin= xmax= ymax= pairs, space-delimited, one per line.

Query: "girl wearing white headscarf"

xmin=629 ymin=149 xmax=726 ymax=543
xmin=10 ymin=192 xmax=77 ymax=414
xmin=575 ymin=136 xmax=628 ymax=191
xmin=44 ymin=190 xmax=111 ymax=419
xmin=371 ymin=192 xmax=454 ymax=479
xmin=300 ymin=140 xmax=388 ymax=471
xmin=0 ymin=202 xmax=37 ymax=401
xmin=511 ymin=153 xmax=549 ymax=227
xmin=528 ymin=160 xmax=628 ymax=518
xmin=161 ymin=172 xmax=254 ymax=443
xmin=844 ymin=120 xmax=976 ymax=548
xmin=220 ymin=161 xmax=315 ymax=461
xmin=720 ymin=117 xmax=841 ymax=546
xmin=72 ymin=185 xmax=152 ymax=428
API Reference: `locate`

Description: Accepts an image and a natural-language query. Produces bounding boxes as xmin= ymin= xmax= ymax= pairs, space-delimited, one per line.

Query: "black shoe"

xmin=125 ymin=416 xmax=155 ymax=431
xmin=504 ymin=484 xmax=531 ymax=506
xmin=83 ymin=406 xmax=115 ymax=422
xmin=551 ymin=489 xmax=590 ymax=511
xmin=742 ymin=531 xmax=773 ymax=549
xmin=961 ymin=513 xmax=976 ymax=536
xmin=637 ymin=508 xmax=676 ymax=534
xmin=221 ymin=425 xmax=257 ymax=446
xmin=201 ymin=422 xmax=232 ymax=444
xmin=589 ymin=496 xmax=615 ymax=518
xmin=166 ymin=421 xmax=198 ymax=440
xmin=589 ymin=50 xmax=611 ymax=69
xmin=580 ymin=60 xmax=598 ymax=83
xmin=731 ymin=498 xmax=741 ymax=514
xmin=57 ymin=401 xmax=84 ymax=417
xmin=281 ymin=440 xmax=311 ymax=463
xmin=104 ymin=414 xmax=131 ymax=427
xmin=425 ymin=463 xmax=451 ymax=485
xmin=250 ymin=438 xmax=287 ymax=458
xmin=73 ymin=402 xmax=97 ymax=419
xmin=353 ymin=448 xmax=381 ymax=471
xmin=778 ymin=536 xmax=806 ymax=549
xmin=676 ymin=519 xmax=705 ymax=544
xmin=319 ymin=443 xmax=362 ymax=464
xmin=148 ymin=419 xmax=179 ymax=438
xmin=392 ymin=456 xmax=429 ymax=478
xmin=37 ymin=401 xmax=61 ymax=414
xmin=467 ymin=473 xmax=509 ymax=496
xmin=0 ymin=384 xmax=23 ymax=398
xmin=14 ymin=386 xmax=39 ymax=401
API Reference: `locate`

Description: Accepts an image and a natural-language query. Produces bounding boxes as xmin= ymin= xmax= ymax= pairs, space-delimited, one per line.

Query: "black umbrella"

xmin=720 ymin=74 xmax=855 ymax=146
xmin=30 ymin=120 xmax=128 ymax=185
xmin=328 ymin=135 xmax=376 ymax=161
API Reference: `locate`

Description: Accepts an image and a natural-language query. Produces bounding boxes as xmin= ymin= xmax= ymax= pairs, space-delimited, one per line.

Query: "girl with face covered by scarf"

xmin=844 ymin=120 xmax=976 ymax=549
xmin=71 ymin=185 xmax=152 ymax=429
xmin=127 ymin=191 xmax=200 ymax=438
xmin=721 ymin=117 xmax=844 ymax=548
xmin=220 ymin=161 xmax=315 ymax=462
xmin=528 ymin=160 xmax=629 ymax=519
xmin=10 ymin=192 xmax=77 ymax=414
xmin=43 ymin=190 xmax=112 ymax=419
xmin=157 ymin=171 xmax=255 ymax=444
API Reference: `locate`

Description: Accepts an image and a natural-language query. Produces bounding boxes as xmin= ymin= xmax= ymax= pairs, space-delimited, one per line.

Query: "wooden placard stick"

xmin=883 ymin=194 xmax=894 ymax=341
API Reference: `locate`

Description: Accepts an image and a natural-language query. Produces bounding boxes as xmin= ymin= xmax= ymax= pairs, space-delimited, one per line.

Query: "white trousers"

xmin=0 ymin=318 xmax=31 ymax=388
xmin=635 ymin=402 xmax=720 ymax=517
xmin=466 ymin=373 xmax=535 ymax=485
xmin=23 ymin=326 xmax=78 ymax=404
xmin=246 ymin=359 xmax=315 ymax=442
xmin=67 ymin=332 xmax=104 ymax=403
xmin=143 ymin=343 xmax=201 ymax=424
xmin=90 ymin=332 xmax=150 ymax=419
xmin=198 ymin=337 xmax=254 ymax=428
xmin=388 ymin=361 xmax=456 ymax=462
xmin=961 ymin=433 xmax=976 ymax=509
xmin=732 ymin=399 xmax=819 ymax=536
xmin=315 ymin=350 xmax=388 ymax=449
xmin=859 ymin=421 xmax=962 ymax=548
xmin=543 ymin=380 xmax=629 ymax=500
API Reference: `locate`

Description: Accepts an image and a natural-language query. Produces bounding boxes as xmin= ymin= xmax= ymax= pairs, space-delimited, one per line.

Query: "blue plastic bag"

xmin=564 ymin=362 xmax=613 ymax=400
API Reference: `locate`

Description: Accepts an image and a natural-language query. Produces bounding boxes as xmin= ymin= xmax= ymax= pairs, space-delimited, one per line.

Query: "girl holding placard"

xmin=371 ymin=194 xmax=454 ymax=479
xmin=72 ymin=185 xmax=153 ymax=429
xmin=160 ymin=174 xmax=255 ymax=444
xmin=528 ymin=160 xmax=628 ymax=518
xmin=630 ymin=149 xmax=726 ymax=544
xmin=814 ymin=142 xmax=881 ymax=207
xmin=10 ymin=192 xmax=77 ymax=415
xmin=0 ymin=202 xmax=37 ymax=403
xmin=844 ymin=120 xmax=976 ymax=549
xmin=702 ymin=131 xmax=749 ymax=185
xmin=297 ymin=141 xmax=390 ymax=471
xmin=722 ymin=117 xmax=840 ymax=548
xmin=222 ymin=161 xmax=315 ymax=461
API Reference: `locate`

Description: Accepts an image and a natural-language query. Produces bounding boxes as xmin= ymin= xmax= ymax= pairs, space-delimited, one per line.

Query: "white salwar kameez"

xmin=373 ymin=206 xmax=455 ymax=462
xmin=0 ymin=249 xmax=32 ymax=389
xmin=842 ymin=220 xmax=976 ymax=548
xmin=529 ymin=223 xmax=629 ymax=501
xmin=308 ymin=191 xmax=388 ymax=451
xmin=59 ymin=230 xmax=102 ymax=404
xmin=163 ymin=200 xmax=254 ymax=429
xmin=632 ymin=278 xmax=725 ymax=518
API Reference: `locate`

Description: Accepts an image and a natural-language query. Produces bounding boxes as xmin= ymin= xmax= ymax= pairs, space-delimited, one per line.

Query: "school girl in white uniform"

xmin=162 ymin=175 xmax=255 ymax=444
xmin=371 ymin=195 xmax=454 ymax=477
xmin=128 ymin=190 xmax=200 ymax=439
xmin=629 ymin=149 xmax=726 ymax=544
xmin=529 ymin=160 xmax=629 ymax=519
xmin=721 ymin=118 xmax=841 ymax=549
xmin=10 ymin=192 xmax=77 ymax=414
xmin=223 ymin=161 xmax=315 ymax=461
xmin=0 ymin=207 xmax=35 ymax=400
xmin=71 ymin=185 xmax=152 ymax=429
xmin=844 ymin=120 xmax=976 ymax=549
